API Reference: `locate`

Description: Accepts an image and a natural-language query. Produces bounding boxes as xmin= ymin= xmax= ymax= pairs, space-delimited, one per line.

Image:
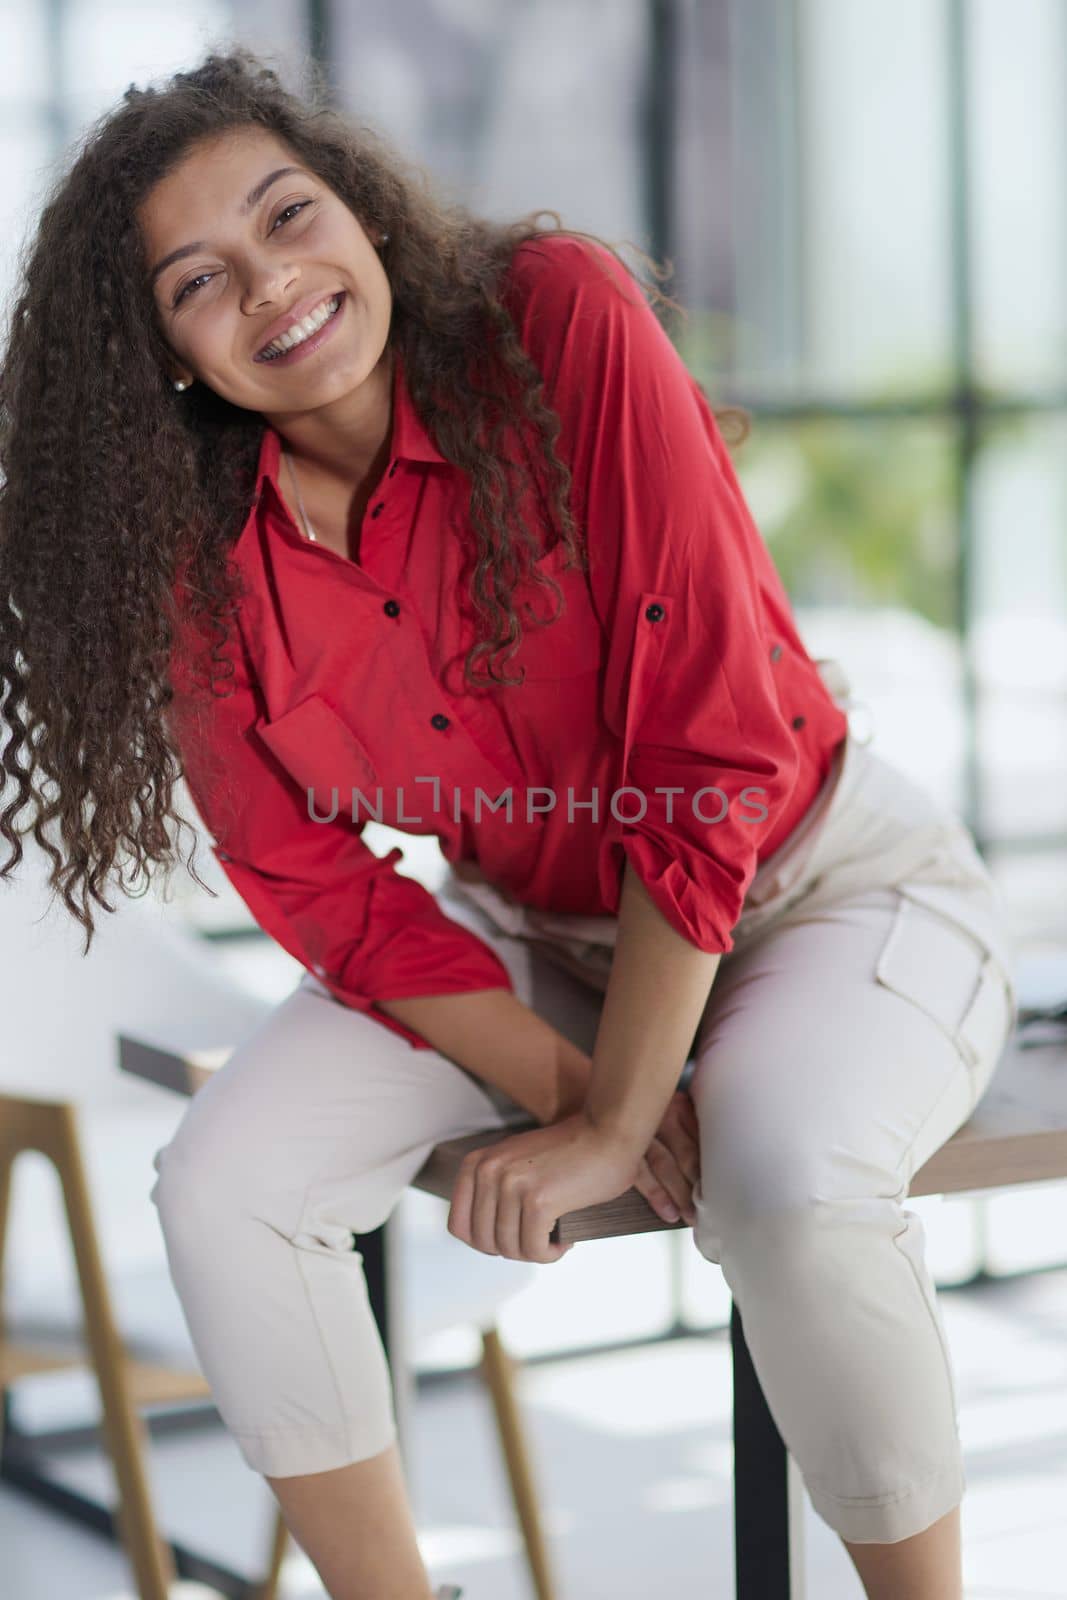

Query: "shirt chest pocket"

xmin=253 ymin=693 xmax=379 ymax=803
xmin=510 ymin=540 xmax=604 ymax=681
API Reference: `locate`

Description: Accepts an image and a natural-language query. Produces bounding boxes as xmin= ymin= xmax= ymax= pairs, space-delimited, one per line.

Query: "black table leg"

xmin=360 ymin=1219 xmax=388 ymax=1355
xmin=731 ymin=1299 xmax=804 ymax=1599
xmin=355 ymin=1214 xmax=414 ymax=1472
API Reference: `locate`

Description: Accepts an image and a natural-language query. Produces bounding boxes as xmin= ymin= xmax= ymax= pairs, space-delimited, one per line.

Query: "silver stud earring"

xmin=173 ymin=377 xmax=190 ymax=392
xmin=379 ymin=232 xmax=390 ymax=247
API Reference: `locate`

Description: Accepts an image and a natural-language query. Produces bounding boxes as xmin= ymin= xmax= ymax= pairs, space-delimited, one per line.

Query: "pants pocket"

xmin=874 ymin=888 xmax=1014 ymax=1097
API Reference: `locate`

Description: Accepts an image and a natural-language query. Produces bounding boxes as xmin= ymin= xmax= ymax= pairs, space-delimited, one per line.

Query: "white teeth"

xmin=260 ymin=294 xmax=340 ymax=359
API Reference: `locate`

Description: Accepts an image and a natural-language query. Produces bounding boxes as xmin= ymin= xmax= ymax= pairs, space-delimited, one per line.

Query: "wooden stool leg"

xmin=479 ymin=1325 xmax=556 ymax=1600
xmin=49 ymin=1103 xmax=176 ymax=1600
xmin=250 ymin=1506 xmax=290 ymax=1600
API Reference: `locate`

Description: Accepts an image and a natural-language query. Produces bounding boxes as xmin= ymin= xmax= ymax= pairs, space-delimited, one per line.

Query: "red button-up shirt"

xmin=168 ymin=235 xmax=848 ymax=1050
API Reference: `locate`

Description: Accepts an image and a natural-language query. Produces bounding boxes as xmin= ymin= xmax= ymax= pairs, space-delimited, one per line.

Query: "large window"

xmin=664 ymin=0 xmax=1067 ymax=945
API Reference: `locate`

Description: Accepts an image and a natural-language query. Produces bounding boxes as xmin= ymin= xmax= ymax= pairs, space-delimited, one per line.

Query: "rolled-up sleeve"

xmin=167 ymin=628 xmax=514 ymax=1050
xmin=508 ymin=236 xmax=803 ymax=952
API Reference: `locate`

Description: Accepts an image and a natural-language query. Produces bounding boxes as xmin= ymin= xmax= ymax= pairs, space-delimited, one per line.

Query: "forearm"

xmin=583 ymin=857 xmax=722 ymax=1157
xmin=375 ymin=987 xmax=591 ymax=1126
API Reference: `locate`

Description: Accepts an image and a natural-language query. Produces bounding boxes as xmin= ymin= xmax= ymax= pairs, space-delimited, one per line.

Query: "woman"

xmin=0 ymin=46 xmax=1018 ymax=1600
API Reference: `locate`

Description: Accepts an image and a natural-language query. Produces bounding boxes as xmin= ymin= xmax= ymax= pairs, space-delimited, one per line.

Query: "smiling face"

xmin=138 ymin=125 xmax=392 ymax=413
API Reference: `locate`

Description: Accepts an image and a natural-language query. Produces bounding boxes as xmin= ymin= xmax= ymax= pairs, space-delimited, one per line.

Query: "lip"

xmin=254 ymin=290 xmax=345 ymax=362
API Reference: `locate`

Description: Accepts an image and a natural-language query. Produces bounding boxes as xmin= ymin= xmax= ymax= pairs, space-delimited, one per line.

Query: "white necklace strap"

xmin=282 ymin=446 xmax=318 ymax=543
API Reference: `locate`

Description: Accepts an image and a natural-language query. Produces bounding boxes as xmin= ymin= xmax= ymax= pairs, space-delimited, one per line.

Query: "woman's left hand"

xmin=447 ymin=1110 xmax=641 ymax=1263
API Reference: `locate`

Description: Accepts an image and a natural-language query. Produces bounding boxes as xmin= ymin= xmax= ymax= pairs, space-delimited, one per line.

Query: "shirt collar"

xmin=253 ymin=344 xmax=445 ymax=502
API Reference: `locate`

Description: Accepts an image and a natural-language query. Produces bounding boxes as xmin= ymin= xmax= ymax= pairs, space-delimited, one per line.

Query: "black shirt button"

xmin=383 ymin=599 xmax=400 ymax=617
xmin=431 ymin=713 xmax=450 ymax=730
xmin=770 ymin=644 xmax=783 ymax=662
xmin=645 ymin=603 xmax=665 ymax=622
xmin=792 ymin=715 xmax=806 ymax=730
xmin=370 ymin=501 xmax=385 ymax=518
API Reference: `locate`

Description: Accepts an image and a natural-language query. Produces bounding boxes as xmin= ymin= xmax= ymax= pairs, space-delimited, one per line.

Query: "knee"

xmin=149 ymin=1092 xmax=364 ymax=1257
xmin=699 ymin=1126 xmax=816 ymax=1233
xmin=150 ymin=1133 xmax=219 ymax=1247
xmin=149 ymin=1101 xmax=255 ymax=1247
xmin=694 ymin=1133 xmax=898 ymax=1274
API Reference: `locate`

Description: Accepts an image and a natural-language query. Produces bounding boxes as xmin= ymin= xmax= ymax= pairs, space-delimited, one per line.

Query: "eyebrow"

xmin=148 ymin=165 xmax=307 ymax=290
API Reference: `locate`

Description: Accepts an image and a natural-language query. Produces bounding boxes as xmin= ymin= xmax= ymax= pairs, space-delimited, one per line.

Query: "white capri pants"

xmin=150 ymin=701 xmax=1018 ymax=1545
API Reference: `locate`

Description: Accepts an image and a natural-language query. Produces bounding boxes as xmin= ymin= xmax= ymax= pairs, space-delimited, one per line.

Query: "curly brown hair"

xmin=0 ymin=44 xmax=749 ymax=951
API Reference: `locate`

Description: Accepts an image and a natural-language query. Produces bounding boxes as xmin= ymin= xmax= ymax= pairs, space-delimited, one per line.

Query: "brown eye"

xmin=271 ymin=201 xmax=312 ymax=231
xmin=173 ymin=272 xmax=213 ymax=306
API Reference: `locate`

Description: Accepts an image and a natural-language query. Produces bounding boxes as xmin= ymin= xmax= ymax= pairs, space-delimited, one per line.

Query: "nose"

xmin=240 ymin=261 xmax=298 ymax=317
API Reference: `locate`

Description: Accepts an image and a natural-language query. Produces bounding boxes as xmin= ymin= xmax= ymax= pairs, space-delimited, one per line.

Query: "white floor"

xmin=2 ymin=1258 xmax=1066 ymax=1599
